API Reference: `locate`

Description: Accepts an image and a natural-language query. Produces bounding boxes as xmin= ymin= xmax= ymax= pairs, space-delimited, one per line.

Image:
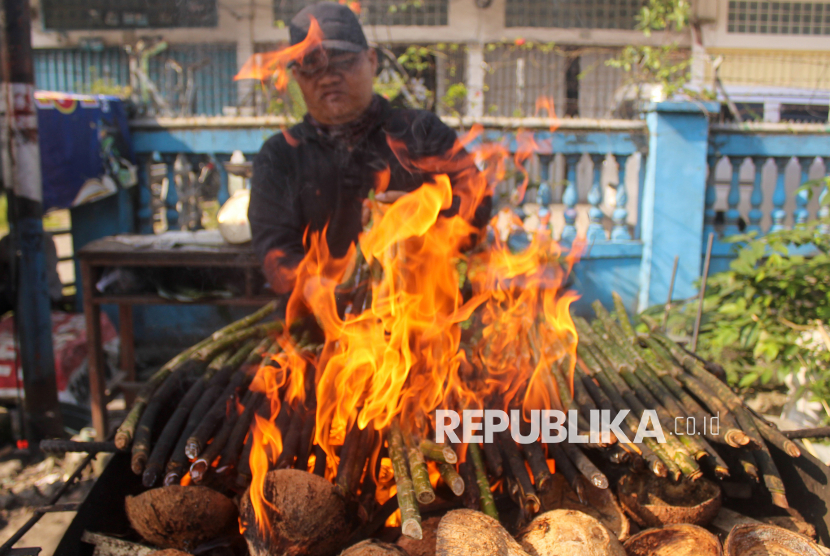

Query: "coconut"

xmin=396 ymin=516 xmax=439 ymax=556
xmin=517 ymin=509 xmax=626 ymax=556
xmin=539 ymin=473 xmax=629 ymax=541
xmin=436 ymin=509 xmax=529 ymax=556
xmin=617 ymin=473 xmax=722 ymax=528
xmin=624 ymin=524 xmax=722 ymax=556
xmin=724 ymin=523 xmax=825 ymax=556
xmin=147 ymin=551 xmax=191 ymax=556
xmin=240 ymin=469 xmax=354 ymax=556
xmin=125 ymin=485 xmax=237 ymax=550
xmin=341 ymin=539 xmax=409 ymax=555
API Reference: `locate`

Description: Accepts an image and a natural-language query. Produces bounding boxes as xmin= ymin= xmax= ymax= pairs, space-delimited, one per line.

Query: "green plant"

xmin=606 ymin=0 xmax=694 ymax=100
xmin=645 ymin=218 xmax=830 ymax=411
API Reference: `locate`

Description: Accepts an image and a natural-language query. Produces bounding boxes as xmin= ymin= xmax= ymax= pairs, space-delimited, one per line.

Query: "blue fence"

xmin=112 ymin=103 xmax=829 ymax=341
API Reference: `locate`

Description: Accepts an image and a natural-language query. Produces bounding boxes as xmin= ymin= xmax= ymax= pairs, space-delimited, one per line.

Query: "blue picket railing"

xmin=706 ymin=122 xmax=830 ymax=274
xmin=115 ymin=104 xmax=830 ymax=330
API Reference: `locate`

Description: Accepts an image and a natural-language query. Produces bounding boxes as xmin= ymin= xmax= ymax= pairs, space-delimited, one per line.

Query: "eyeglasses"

xmin=291 ymin=49 xmax=364 ymax=79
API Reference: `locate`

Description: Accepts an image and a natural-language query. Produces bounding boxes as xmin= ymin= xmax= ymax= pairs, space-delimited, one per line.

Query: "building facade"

xmin=29 ymin=0 xmax=829 ymax=120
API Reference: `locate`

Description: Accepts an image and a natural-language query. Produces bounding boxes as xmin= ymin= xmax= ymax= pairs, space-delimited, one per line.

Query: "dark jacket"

xmin=249 ymin=97 xmax=491 ymax=292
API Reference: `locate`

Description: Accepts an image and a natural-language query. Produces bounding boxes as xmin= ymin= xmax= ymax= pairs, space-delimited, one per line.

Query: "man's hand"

xmin=361 ymin=190 xmax=407 ymax=227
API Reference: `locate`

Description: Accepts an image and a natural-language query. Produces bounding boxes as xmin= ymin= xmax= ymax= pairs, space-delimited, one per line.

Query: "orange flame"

xmin=535 ymin=96 xmax=561 ymax=132
xmin=244 ymin=123 xmax=583 ymax=535
xmin=234 ymin=17 xmax=325 ymax=91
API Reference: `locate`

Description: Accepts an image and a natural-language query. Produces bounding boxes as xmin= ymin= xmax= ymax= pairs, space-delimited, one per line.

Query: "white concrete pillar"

xmin=466 ymin=43 xmax=485 ymax=119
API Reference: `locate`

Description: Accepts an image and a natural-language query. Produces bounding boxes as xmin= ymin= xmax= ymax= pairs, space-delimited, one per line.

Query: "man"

xmin=249 ymin=1 xmax=490 ymax=295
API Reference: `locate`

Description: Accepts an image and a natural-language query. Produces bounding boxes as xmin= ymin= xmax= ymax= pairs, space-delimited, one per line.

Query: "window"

xmin=41 ymin=0 xmax=217 ymax=29
xmin=727 ymin=1 xmax=830 ymax=34
xmin=274 ymin=0 xmax=448 ymax=26
xmin=505 ymin=0 xmax=642 ymax=29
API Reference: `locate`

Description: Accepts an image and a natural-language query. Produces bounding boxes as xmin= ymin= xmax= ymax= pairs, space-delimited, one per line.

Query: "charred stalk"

xmin=185 ymin=366 xmax=256 ymax=460
xmin=560 ymin=438 xmax=608 ymax=489
xmin=547 ymin=442 xmax=586 ymax=503
xmin=131 ymin=359 xmax=204 ymax=474
xmin=312 ymin=445 xmax=327 ymax=476
xmin=190 ymin=403 xmax=240 ymax=483
xmin=141 ymin=349 xmax=234 ymax=487
xmin=458 ymin=460 xmax=479 ymax=509
xmin=751 ymin=412 xmax=801 ymax=458
xmin=217 ymin=391 xmax=265 ymax=474
xmin=521 ymin=440 xmax=552 ymax=492
xmin=481 ymin=438 xmax=504 ymax=477
xmin=497 ymin=431 xmax=540 ymax=514
xmin=276 ymin=404 xmax=305 ymax=469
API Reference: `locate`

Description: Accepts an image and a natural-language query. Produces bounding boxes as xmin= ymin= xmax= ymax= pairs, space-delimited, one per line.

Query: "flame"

xmin=248 ymin=413 xmax=283 ymax=535
xmin=466 ymin=227 xmax=581 ymax=419
xmin=535 ymin=96 xmax=561 ymax=132
xmin=244 ymin=122 xmax=583 ymax=535
xmin=234 ymin=17 xmax=325 ymax=91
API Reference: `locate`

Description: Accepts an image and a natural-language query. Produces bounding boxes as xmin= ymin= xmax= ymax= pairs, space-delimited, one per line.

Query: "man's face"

xmin=293 ymin=48 xmax=378 ymax=126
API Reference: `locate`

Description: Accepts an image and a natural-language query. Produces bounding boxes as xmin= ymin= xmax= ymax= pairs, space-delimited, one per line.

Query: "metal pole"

xmin=662 ymin=255 xmax=679 ymax=331
xmin=691 ymin=232 xmax=715 ymax=352
xmin=0 ymin=0 xmax=63 ymax=441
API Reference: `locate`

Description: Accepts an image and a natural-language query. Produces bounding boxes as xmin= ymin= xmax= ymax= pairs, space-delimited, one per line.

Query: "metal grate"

xmin=435 ymin=46 xmax=467 ymax=117
xmin=727 ymin=1 xmax=830 ymax=34
xmin=33 ymin=44 xmax=237 ymax=116
xmin=274 ymin=0 xmax=447 ymax=26
xmin=483 ymin=46 xmax=568 ymax=118
xmin=578 ymin=49 xmax=627 ymax=119
xmin=41 ymin=0 xmax=217 ymax=30
xmin=505 ymin=0 xmax=642 ymax=29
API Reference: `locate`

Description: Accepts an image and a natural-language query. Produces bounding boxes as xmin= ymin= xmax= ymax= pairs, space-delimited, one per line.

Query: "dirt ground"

xmin=0 ymin=509 xmax=75 ymax=555
xmin=0 ymin=449 xmax=103 ymax=555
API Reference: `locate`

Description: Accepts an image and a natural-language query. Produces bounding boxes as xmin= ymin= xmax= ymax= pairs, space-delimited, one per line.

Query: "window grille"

xmin=274 ymin=0 xmax=447 ymax=26
xmin=505 ymin=0 xmax=642 ymax=29
xmin=33 ymin=44 xmax=237 ymax=116
xmin=727 ymin=1 xmax=830 ymax=34
xmin=483 ymin=46 xmax=568 ymax=118
xmin=41 ymin=0 xmax=217 ymax=30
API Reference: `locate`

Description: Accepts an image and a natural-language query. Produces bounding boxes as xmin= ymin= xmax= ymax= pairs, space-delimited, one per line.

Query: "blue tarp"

xmin=35 ymin=92 xmax=136 ymax=211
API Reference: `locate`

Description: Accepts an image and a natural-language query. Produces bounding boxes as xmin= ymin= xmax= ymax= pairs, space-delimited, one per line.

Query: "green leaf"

xmin=739 ymin=372 xmax=759 ymax=387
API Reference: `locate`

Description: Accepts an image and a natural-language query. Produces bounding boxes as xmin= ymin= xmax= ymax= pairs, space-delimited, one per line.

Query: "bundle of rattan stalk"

xmin=574 ymin=292 xmax=801 ymax=512
xmin=113 ymin=302 xmax=295 ymax=490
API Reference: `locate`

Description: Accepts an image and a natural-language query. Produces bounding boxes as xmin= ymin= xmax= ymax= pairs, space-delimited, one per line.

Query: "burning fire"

xmin=245 ymin=98 xmax=582 ymax=534
xmin=234 ymin=17 xmax=325 ymax=92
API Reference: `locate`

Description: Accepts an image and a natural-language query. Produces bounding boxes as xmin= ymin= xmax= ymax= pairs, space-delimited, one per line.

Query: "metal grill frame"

xmin=727 ymin=0 xmax=830 ymax=35
xmin=505 ymin=0 xmax=642 ymax=29
xmin=274 ymin=0 xmax=448 ymax=26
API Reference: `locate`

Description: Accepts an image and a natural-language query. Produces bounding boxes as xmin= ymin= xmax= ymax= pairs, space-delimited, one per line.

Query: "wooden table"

xmin=78 ymin=235 xmax=273 ymax=440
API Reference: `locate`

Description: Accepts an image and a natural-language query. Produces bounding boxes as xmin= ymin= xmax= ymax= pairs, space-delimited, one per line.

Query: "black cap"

xmin=289 ymin=2 xmax=368 ymax=53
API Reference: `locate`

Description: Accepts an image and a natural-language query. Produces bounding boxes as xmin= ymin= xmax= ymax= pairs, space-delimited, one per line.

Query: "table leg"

xmin=119 ymin=304 xmax=135 ymax=406
xmin=81 ymin=260 xmax=107 ymax=441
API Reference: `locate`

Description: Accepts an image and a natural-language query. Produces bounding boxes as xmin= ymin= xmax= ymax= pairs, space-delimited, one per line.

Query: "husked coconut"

xmin=436 ymin=509 xmax=529 ymax=556
xmin=340 ymin=539 xmax=409 ymax=555
xmin=396 ymin=516 xmax=440 ymax=556
xmin=147 ymin=551 xmax=191 ymax=556
xmin=240 ymin=469 xmax=354 ymax=556
xmin=540 ymin=473 xmax=629 ymax=541
xmin=125 ymin=485 xmax=237 ymax=550
xmin=624 ymin=524 xmax=722 ymax=556
xmin=724 ymin=523 xmax=825 ymax=556
xmin=518 ymin=509 xmax=626 ymax=556
xmin=618 ymin=473 xmax=722 ymax=528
